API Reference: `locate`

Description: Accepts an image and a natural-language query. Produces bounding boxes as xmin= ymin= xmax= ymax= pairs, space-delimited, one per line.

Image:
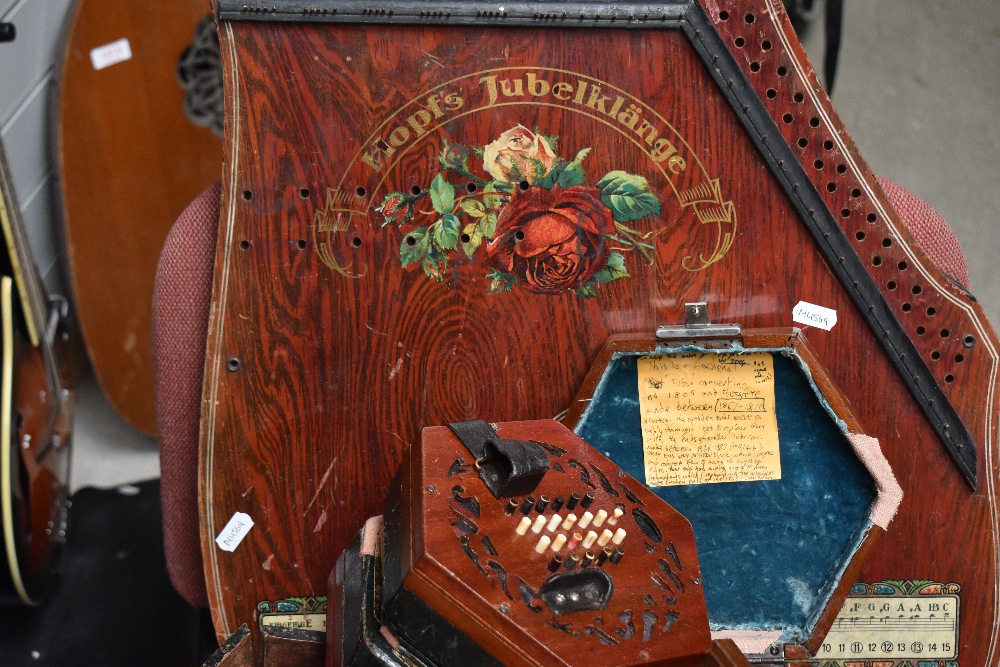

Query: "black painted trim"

xmin=680 ymin=2 xmax=976 ymax=488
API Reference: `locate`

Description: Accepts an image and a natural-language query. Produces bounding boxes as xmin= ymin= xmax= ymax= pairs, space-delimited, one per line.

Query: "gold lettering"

xmin=407 ymin=109 xmax=432 ymax=136
xmin=425 ymin=94 xmax=445 ymax=119
xmin=526 ymin=72 xmax=550 ymax=97
xmin=585 ymin=85 xmax=612 ymax=114
xmin=552 ymin=82 xmax=573 ymax=100
xmin=389 ymin=126 xmax=410 ymax=147
xmin=479 ymin=75 xmax=499 ymax=106
xmin=444 ymin=92 xmax=464 ymax=111
xmin=617 ymin=103 xmax=642 ymax=131
xmin=500 ymin=78 xmax=524 ymax=97
xmin=636 ymin=119 xmax=659 ymax=146
xmin=650 ymin=137 xmax=678 ymax=163
xmin=607 ymin=96 xmax=625 ymax=118
xmin=667 ymin=155 xmax=686 ymax=173
xmin=574 ymin=80 xmax=587 ymax=104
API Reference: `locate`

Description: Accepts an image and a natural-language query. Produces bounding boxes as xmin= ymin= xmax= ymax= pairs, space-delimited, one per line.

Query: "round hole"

xmin=912 ymin=285 xmax=922 ymax=295
xmin=837 ymin=164 xmax=847 ymax=174
xmin=940 ymin=328 xmax=950 ymax=338
xmin=855 ymin=230 xmax=865 ymax=240
xmin=887 ymin=280 xmax=897 ymax=291
xmin=460 ymin=233 xmax=471 ymax=244
xmin=734 ymin=36 xmax=746 ymax=47
xmin=227 ymin=358 xmax=242 ymax=372
xmin=871 ymin=255 xmax=882 ymax=267
xmin=945 ymin=374 xmax=955 ymax=384
xmin=777 ymin=65 xmax=788 ymax=76
xmin=823 ymin=140 xmax=834 ymax=150
xmin=405 ymin=235 xmax=418 ymax=246
xmin=239 ymin=239 xmax=250 ymax=250
xmin=761 ymin=39 xmax=772 ymax=50
xmin=467 ymin=183 xmax=478 ymax=193
xmin=898 ymin=261 xmax=908 ymax=271
xmin=798 ymin=137 xmax=808 ymax=148
xmin=826 ymin=182 xmax=837 ymax=192
xmin=766 ymin=88 xmax=777 ymax=99
xmin=809 ymin=117 xmax=820 ymax=127
xmin=963 ymin=335 xmax=976 ymax=348
xmin=851 ymin=188 xmax=862 ymax=198
xmin=351 ymin=237 xmax=362 ymax=248
xmin=955 ymin=354 xmax=965 ymax=363
xmin=882 ymin=237 xmax=893 ymax=248
xmin=931 ymin=351 xmax=941 ymax=360
xmin=782 ymin=113 xmax=794 ymax=124
xmin=793 ymin=92 xmax=804 ymax=102
xmin=744 ymin=12 xmax=755 ymax=23
xmin=814 ymin=159 xmax=824 ymax=169
xmin=299 ymin=188 xmax=310 ymax=199
xmin=411 ymin=185 xmax=422 ymax=195
xmin=916 ymin=326 xmax=926 ymax=336
xmin=749 ymin=61 xmax=761 ymax=72
xmin=242 ymin=190 xmax=253 ymax=200
xmin=901 ymin=302 xmax=912 ymax=312
xmin=297 ymin=239 xmax=307 ymax=250
xmin=867 ymin=213 xmax=877 ymax=223
xmin=519 ymin=180 xmax=530 ymax=191
xmin=841 ymin=208 xmax=851 ymax=218
xmin=719 ymin=10 xmax=729 ymax=20
xmin=356 ymin=186 xmax=368 ymax=197
xmin=514 ymin=230 xmax=525 ymax=241
xmin=927 ymin=307 xmax=937 ymax=316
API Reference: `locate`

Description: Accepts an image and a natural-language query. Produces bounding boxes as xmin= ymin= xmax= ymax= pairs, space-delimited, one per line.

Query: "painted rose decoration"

xmin=377 ymin=125 xmax=663 ymax=297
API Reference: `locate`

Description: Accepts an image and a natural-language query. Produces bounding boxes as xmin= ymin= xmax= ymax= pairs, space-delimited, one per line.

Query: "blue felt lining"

xmin=574 ymin=347 xmax=877 ymax=641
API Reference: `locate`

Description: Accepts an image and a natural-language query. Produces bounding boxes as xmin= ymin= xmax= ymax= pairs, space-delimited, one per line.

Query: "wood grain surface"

xmin=57 ymin=0 xmax=222 ymax=434
xmin=201 ymin=1 xmax=1000 ymax=660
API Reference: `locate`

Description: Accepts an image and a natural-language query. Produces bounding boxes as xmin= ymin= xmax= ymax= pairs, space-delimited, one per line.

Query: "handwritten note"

xmin=637 ymin=352 xmax=781 ymax=486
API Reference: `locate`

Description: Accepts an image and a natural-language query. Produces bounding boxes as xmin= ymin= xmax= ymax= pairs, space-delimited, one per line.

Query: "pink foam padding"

xmin=153 ymin=181 xmax=220 ymax=608
xmin=878 ymin=176 xmax=970 ymax=289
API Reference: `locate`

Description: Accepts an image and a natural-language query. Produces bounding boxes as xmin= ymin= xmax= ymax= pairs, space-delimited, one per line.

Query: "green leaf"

xmin=460 ymin=200 xmax=486 ymax=218
xmin=434 ymin=213 xmax=461 ymax=250
xmin=429 ymin=173 xmax=455 ymax=214
xmin=556 ymin=161 xmax=587 ymax=188
xmin=461 ymin=223 xmax=484 ymax=258
xmin=482 ymin=183 xmax=502 ymax=210
xmin=595 ymin=170 xmax=661 ymax=222
xmin=400 ymin=227 xmax=429 ymax=268
xmin=422 ymin=253 xmax=449 ymax=280
xmin=478 ymin=214 xmax=498 ymax=239
xmin=574 ymin=279 xmax=599 ymax=298
xmin=593 ymin=252 xmax=630 ymax=283
xmin=572 ymin=147 xmax=591 ymax=164
xmin=486 ymin=268 xmax=516 ymax=293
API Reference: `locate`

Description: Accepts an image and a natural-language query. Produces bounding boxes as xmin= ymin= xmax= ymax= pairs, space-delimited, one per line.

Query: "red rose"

xmin=485 ymin=186 xmax=616 ymax=294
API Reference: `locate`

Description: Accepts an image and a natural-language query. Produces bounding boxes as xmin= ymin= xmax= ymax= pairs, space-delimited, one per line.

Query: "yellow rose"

xmin=482 ymin=125 xmax=556 ymax=184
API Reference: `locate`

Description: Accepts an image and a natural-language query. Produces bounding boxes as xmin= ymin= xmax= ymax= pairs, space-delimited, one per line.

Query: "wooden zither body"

xmin=202 ymin=0 xmax=1000 ymax=661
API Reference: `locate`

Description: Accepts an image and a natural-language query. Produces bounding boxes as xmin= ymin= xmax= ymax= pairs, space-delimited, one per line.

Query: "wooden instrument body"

xmin=57 ymin=0 xmax=223 ymax=434
xmin=202 ymin=0 xmax=1000 ymax=660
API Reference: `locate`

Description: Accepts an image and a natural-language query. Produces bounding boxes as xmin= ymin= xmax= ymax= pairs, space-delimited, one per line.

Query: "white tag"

xmin=792 ymin=301 xmax=838 ymax=331
xmin=90 ymin=38 xmax=132 ymax=71
xmin=215 ymin=512 xmax=254 ymax=552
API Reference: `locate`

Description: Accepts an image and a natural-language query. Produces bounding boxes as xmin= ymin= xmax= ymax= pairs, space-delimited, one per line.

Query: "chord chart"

xmin=814 ymin=594 xmax=959 ymax=661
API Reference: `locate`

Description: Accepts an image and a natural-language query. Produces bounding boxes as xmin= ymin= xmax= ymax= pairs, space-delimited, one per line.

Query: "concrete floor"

xmin=69 ymin=1 xmax=1000 ymax=491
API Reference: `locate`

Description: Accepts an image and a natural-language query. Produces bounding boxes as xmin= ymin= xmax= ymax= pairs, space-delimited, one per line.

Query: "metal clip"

xmin=655 ymin=302 xmax=741 ymax=340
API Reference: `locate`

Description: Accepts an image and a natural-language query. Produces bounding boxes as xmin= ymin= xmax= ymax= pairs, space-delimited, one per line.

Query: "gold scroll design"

xmin=675 ymin=179 xmax=737 ymax=272
xmin=315 ymin=66 xmax=739 ymax=273
xmin=313 ymin=187 xmax=367 ymax=278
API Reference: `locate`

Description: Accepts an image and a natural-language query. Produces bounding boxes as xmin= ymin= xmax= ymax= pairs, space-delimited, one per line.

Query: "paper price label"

xmin=90 ymin=38 xmax=132 ymax=71
xmin=792 ymin=300 xmax=838 ymax=331
xmin=216 ymin=512 xmax=254 ymax=552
